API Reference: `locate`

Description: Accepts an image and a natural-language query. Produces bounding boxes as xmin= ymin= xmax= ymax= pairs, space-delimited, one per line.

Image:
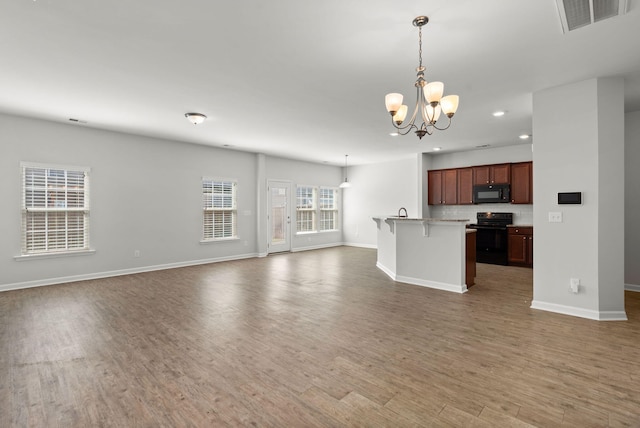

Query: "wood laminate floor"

xmin=1 ymin=247 xmax=639 ymax=427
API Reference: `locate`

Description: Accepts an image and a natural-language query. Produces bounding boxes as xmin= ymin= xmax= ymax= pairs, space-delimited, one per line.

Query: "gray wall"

xmin=626 ymin=111 xmax=640 ymax=289
xmin=342 ymin=156 xmax=420 ymax=248
xmin=427 ymin=144 xmax=533 ymax=170
xmin=532 ymin=77 xmax=625 ymax=320
xmin=0 ymin=113 xmax=342 ymax=290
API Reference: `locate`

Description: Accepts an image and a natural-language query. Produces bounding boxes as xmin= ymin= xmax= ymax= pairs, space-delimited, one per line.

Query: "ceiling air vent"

xmin=556 ymin=0 xmax=628 ymax=33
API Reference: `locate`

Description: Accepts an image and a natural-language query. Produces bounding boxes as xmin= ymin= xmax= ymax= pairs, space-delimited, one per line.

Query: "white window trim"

xmin=14 ymin=249 xmax=96 ymax=261
xmin=202 ymin=177 xmax=238 ymax=242
xmin=319 ymin=186 xmax=339 ymax=232
xmin=295 ymin=185 xmax=317 ymax=234
xmin=19 ymin=161 xmax=92 ymax=258
xmin=295 ymin=185 xmax=341 ymax=234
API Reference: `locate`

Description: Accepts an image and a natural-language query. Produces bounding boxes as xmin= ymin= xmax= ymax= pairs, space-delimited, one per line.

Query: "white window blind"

xmin=319 ymin=187 xmax=338 ymax=231
xmin=296 ymin=186 xmax=316 ymax=232
xmin=21 ymin=164 xmax=90 ymax=255
xmin=202 ymin=179 xmax=237 ymax=240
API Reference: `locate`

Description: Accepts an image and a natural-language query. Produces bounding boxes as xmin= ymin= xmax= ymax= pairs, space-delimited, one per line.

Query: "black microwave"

xmin=473 ymin=184 xmax=510 ymax=203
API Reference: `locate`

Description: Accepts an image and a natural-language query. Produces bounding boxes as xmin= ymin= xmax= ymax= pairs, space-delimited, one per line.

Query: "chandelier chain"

xmin=418 ymin=25 xmax=423 ymax=69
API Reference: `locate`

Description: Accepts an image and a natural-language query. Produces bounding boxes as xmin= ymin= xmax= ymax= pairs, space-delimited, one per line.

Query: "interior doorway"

xmin=268 ymin=180 xmax=291 ymax=253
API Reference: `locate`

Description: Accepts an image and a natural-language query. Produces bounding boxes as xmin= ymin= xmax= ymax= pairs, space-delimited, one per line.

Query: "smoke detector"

xmin=556 ymin=0 xmax=628 ymax=33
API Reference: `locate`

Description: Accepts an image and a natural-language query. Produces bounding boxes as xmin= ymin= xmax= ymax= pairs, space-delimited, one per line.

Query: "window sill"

xmin=200 ymin=237 xmax=240 ymax=244
xmin=14 ymin=249 xmax=96 ymax=262
xmin=296 ymin=231 xmax=317 ymax=235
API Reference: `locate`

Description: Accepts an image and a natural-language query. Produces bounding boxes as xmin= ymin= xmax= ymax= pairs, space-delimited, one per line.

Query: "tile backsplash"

xmin=429 ymin=204 xmax=533 ymax=225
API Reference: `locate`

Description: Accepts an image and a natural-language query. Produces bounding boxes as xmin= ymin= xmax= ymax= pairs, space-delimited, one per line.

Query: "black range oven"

xmin=467 ymin=212 xmax=513 ymax=265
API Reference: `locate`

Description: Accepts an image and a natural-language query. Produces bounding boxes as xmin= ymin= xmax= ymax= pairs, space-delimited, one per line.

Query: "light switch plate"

xmin=548 ymin=212 xmax=563 ymax=223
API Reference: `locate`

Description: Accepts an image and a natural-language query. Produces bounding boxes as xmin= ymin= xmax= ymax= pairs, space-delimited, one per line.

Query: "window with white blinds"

xmin=296 ymin=186 xmax=316 ymax=232
xmin=21 ymin=163 xmax=90 ymax=255
xmin=202 ymin=178 xmax=237 ymax=240
xmin=319 ymin=187 xmax=338 ymax=231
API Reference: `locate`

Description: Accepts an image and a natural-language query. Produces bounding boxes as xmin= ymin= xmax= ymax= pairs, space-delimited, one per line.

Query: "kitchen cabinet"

xmin=473 ymin=163 xmax=511 ymax=185
xmin=427 ymin=170 xmax=442 ymax=205
xmin=510 ymin=161 xmax=533 ymax=204
xmin=428 ymin=169 xmax=458 ymax=205
xmin=508 ymin=226 xmax=533 ymax=267
xmin=457 ymin=167 xmax=474 ymax=205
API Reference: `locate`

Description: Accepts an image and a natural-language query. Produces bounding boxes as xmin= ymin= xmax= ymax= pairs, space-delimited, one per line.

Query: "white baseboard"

xmin=376 ymin=262 xmax=467 ymax=294
xmin=291 ymin=242 xmax=342 ymax=253
xmin=530 ymin=300 xmax=628 ymax=321
xmin=0 ymin=252 xmax=259 ymax=293
xmin=342 ymin=242 xmax=377 ymax=249
xmin=625 ymin=283 xmax=640 ymax=292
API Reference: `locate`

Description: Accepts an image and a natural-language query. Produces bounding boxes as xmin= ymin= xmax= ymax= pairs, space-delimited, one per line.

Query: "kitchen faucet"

xmin=398 ymin=207 xmax=408 ymax=218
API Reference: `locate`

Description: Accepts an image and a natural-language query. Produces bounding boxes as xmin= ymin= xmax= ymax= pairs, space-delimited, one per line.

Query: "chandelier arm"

xmin=430 ymin=117 xmax=453 ymax=131
xmin=389 ymin=95 xmax=421 ymax=131
xmin=390 ymin=118 xmax=418 ymax=134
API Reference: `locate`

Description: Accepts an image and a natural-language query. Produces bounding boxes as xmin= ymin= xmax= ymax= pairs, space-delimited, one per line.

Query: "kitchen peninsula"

xmin=372 ymin=216 xmax=475 ymax=293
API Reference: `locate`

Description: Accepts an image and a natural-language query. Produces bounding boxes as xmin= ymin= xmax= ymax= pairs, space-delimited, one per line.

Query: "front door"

xmin=268 ymin=180 xmax=291 ymax=253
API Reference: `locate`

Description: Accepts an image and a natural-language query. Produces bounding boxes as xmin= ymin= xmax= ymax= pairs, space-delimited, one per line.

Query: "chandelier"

xmin=384 ymin=16 xmax=459 ymax=139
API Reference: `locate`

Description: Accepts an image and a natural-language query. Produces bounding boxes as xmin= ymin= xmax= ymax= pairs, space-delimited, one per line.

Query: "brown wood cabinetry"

xmin=466 ymin=230 xmax=476 ymax=287
xmin=428 ymin=169 xmax=458 ymax=205
xmin=508 ymin=226 xmax=533 ymax=267
xmin=473 ymin=163 xmax=511 ymax=185
xmin=427 ymin=170 xmax=442 ymax=205
xmin=428 ymin=162 xmax=531 ymax=205
xmin=457 ymin=167 xmax=474 ymax=205
xmin=510 ymin=161 xmax=533 ymax=204
xmin=442 ymin=169 xmax=458 ymax=205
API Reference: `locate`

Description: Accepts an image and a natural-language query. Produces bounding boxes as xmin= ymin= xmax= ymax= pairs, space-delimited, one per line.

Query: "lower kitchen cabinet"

xmin=508 ymin=226 xmax=533 ymax=267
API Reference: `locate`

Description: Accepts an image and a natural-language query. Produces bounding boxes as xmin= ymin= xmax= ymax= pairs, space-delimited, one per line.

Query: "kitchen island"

xmin=372 ymin=216 xmax=474 ymax=293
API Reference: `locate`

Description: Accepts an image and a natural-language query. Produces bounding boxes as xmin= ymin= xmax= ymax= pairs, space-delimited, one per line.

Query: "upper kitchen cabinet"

xmin=428 ymin=169 xmax=458 ymax=205
xmin=428 ymin=170 xmax=442 ymax=205
xmin=457 ymin=167 xmax=474 ymax=205
xmin=510 ymin=161 xmax=533 ymax=204
xmin=473 ymin=163 xmax=511 ymax=185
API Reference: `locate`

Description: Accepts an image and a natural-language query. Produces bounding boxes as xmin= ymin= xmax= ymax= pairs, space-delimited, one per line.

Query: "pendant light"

xmin=384 ymin=16 xmax=459 ymax=139
xmin=339 ymin=155 xmax=351 ymax=188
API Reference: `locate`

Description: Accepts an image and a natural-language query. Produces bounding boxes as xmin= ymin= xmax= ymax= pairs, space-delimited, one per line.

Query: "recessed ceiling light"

xmin=389 ymin=132 xmax=399 ymax=137
xmin=492 ymin=111 xmax=506 ymax=117
xmin=519 ymin=134 xmax=530 ymax=140
xmin=433 ymin=147 xmax=442 ymax=151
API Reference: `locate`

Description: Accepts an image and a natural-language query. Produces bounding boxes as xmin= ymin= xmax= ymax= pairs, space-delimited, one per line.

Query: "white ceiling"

xmin=1 ymin=0 xmax=640 ymax=166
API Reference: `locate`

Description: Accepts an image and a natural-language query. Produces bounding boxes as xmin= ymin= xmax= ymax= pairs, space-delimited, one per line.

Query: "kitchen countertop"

xmin=507 ymin=224 xmax=533 ymax=228
xmin=372 ymin=216 xmax=470 ymax=223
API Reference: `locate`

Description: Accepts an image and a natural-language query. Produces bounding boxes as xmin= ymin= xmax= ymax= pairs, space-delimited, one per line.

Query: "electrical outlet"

xmin=548 ymin=212 xmax=563 ymax=223
xmin=570 ymin=278 xmax=580 ymax=293
xmin=134 ymin=250 xmax=140 ymax=258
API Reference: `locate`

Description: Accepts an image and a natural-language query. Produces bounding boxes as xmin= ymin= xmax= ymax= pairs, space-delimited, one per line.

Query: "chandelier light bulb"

xmin=393 ymin=105 xmax=408 ymax=125
xmin=424 ymin=81 xmax=444 ymax=104
xmin=440 ymin=95 xmax=459 ymax=117
xmin=425 ymin=104 xmax=442 ymax=124
xmin=385 ymin=93 xmax=404 ymax=114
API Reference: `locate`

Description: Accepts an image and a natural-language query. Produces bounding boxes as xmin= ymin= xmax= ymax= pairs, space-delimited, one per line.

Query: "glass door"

xmin=268 ymin=180 xmax=291 ymax=253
